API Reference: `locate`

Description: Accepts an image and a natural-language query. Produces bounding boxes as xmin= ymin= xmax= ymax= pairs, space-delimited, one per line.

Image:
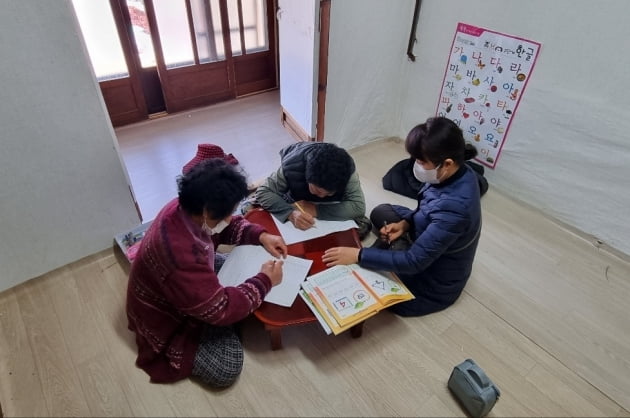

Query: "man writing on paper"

xmin=253 ymin=142 xmax=371 ymax=239
xmin=127 ymin=159 xmax=287 ymax=388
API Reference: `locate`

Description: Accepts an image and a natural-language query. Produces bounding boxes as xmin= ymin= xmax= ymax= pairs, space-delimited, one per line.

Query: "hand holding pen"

xmin=290 ymin=201 xmax=317 ymax=230
xmin=380 ymin=220 xmax=408 ymax=244
xmin=260 ymin=258 xmax=283 ymax=286
xmin=381 ymin=221 xmax=391 ymax=244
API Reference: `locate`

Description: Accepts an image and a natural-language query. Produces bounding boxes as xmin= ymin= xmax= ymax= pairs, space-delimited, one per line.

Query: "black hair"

xmin=177 ymin=159 xmax=248 ymax=219
xmin=305 ymin=143 xmax=355 ymax=193
xmin=405 ymin=117 xmax=478 ymax=165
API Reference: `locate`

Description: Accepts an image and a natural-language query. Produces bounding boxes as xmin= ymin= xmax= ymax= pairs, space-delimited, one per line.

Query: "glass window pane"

xmin=226 ymin=1 xmax=242 ymax=56
xmin=242 ymin=0 xmax=268 ymax=53
xmin=127 ymin=0 xmax=156 ymax=68
xmin=191 ymin=0 xmax=225 ymax=63
xmin=71 ymin=0 xmax=129 ymax=81
xmin=153 ymin=0 xmax=195 ymax=69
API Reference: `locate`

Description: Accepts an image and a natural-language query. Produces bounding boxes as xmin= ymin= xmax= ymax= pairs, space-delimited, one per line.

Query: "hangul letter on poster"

xmin=510 ymin=63 xmax=522 ymax=73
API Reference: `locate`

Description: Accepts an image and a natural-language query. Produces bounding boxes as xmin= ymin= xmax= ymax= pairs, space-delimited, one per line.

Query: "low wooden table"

xmin=244 ymin=208 xmax=364 ymax=349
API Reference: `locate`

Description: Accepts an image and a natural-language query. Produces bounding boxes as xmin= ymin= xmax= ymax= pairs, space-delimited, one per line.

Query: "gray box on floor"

xmin=448 ymin=358 xmax=500 ymax=417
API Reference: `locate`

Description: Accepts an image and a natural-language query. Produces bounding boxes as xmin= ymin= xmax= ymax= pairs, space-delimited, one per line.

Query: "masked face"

xmin=203 ymin=217 xmax=231 ymax=235
xmin=413 ymin=161 xmax=442 ymax=184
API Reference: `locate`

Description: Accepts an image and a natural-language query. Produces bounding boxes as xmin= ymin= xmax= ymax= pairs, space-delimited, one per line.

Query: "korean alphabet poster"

xmin=436 ymin=23 xmax=541 ymax=168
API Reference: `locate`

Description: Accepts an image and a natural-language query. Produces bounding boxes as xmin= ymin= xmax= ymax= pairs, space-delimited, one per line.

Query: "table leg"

xmin=350 ymin=322 xmax=364 ymax=338
xmin=265 ymin=325 xmax=283 ymax=350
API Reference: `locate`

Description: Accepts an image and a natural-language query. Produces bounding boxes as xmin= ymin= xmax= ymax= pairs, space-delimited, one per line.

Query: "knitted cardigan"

xmin=126 ymin=198 xmax=271 ymax=383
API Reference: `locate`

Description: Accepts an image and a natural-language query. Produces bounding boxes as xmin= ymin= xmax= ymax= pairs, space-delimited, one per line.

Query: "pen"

xmin=294 ymin=202 xmax=317 ymax=228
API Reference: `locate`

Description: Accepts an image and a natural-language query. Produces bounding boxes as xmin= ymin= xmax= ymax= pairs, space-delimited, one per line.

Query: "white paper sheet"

xmin=217 ymin=245 xmax=313 ymax=307
xmin=271 ymin=215 xmax=358 ymax=245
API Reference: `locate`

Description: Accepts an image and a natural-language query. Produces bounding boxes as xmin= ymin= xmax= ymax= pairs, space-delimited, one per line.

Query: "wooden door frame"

xmin=143 ymin=0 xmax=276 ymax=114
xmin=315 ymin=0 xmax=330 ymax=142
xmin=100 ymin=0 xmax=149 ymax=127
xmin=279 ymin=0 xmax=328 ymax=143
xmin=233 ymin=0 xmax=278 ymax=96
xmin=142 ymin=0 xmax=236 ymax=113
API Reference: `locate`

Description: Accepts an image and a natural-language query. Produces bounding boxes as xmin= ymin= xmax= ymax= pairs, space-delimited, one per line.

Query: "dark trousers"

xmin=369 ymin=204 xmax=413 ymax=250
xmin=369 ymin=203 xmax=404 ymax=227
xmin=369 ymin=204 xmax=456 ymax=317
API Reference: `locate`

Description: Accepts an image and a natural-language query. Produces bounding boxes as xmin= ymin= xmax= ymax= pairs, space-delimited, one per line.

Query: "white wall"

xmin=325 ymin=0 xmax=413 ymax=149
xmin=325 ymin=0 xmax=630 ymax=257
xmin=0 ymin=1 xmax=140 ymax=293
xmin=277 ymin=0 xmax=319 ymax=137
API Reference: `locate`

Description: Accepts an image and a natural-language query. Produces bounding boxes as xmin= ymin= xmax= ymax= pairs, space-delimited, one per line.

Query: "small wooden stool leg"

xmin=350 ymin=322 xmax=364 ymax=338
xmin=265 ymin=325 xmax=283 ymax=350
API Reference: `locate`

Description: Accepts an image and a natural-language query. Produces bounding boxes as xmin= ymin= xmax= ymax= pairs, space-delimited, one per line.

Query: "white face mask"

xmin=203 ymin=218 xmax=230 ymax=235
xmin=413 ymin=161 xmax=442 ymax=184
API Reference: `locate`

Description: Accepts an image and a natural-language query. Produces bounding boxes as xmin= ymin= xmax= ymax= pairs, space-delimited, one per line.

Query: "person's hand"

xmin=260 ymin=259 xmax=283 ymax=287
xmin=295 ymin=200 xmax=317 ymax=216
xmin=322 ymin=247 xmax=360 ymax=267
xmin=380 ymin=220 xmax=408 ymax=243
xmin=259 ymin=232 xmax=288 ymax=258
xmin=288 ymin=209 xmax=316 ymax=230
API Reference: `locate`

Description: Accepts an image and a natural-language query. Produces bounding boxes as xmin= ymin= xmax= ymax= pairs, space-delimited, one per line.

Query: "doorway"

xmin=72 ymin=0 xmax=277 ymax=127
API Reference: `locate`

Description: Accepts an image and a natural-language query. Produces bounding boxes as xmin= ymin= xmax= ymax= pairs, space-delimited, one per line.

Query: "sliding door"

xmin=149 ymin=0 xmax=276 ymax=113
xmin=73 ymin=0 xmax=277 ymax=126
xmin=73 ymin=0 xmax=148 ymax=126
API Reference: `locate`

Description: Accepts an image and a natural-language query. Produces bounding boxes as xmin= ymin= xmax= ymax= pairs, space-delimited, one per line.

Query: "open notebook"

xmin=300 ymin=264 xmax=414 ymax=335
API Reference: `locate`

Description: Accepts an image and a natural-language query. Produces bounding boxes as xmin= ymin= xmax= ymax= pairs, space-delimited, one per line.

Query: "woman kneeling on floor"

xmin=126 ymin=159 xmax=287 ymax=387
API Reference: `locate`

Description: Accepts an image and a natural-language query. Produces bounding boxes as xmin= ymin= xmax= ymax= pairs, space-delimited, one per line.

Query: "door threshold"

xmin=148 ymin=111 xmax=169 ymax=120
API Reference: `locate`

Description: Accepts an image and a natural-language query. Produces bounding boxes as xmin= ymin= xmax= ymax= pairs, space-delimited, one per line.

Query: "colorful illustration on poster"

xmin=436 ymin=23 xmax=541 ymax=168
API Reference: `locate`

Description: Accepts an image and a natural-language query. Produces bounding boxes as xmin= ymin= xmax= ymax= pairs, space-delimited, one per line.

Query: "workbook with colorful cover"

xmin=300 ymin=264 xmax=414 ymax=335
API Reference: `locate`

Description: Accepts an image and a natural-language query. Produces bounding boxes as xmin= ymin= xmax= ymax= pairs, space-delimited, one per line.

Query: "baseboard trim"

xmin=281 ymin=108 xmax=313 ymax=142
xmin=348 ymin=136 xmax=403 ymax=152
xmin=490 ymin=183 xmax=630 ymax=264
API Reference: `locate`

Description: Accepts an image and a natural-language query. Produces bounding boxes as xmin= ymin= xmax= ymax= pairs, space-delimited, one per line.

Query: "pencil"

xmin=294 ymin=202 xmax=317 ymax=228
xmin=294 ymin=202 xmax=307 ymax=214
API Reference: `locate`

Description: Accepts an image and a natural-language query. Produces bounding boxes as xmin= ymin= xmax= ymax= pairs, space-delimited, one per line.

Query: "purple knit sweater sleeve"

xmin=171 ymin=215 xmax=271 ymax=326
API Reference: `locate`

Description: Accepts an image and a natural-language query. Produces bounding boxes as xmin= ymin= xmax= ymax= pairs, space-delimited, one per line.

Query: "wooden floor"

xmin=115 ymin=89 xmax=296 ymax=222
xmin=1 ymin=91 xmax=630 ymax=417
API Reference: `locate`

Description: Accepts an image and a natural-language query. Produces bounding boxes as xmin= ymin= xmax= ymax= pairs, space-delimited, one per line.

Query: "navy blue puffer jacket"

xmin=360 ymin=165 xmax=482 ymax=316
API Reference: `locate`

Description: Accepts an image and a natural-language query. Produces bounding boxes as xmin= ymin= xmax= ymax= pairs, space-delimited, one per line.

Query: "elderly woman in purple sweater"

xmin=126 ymin=158 xmax=287 ymax=387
